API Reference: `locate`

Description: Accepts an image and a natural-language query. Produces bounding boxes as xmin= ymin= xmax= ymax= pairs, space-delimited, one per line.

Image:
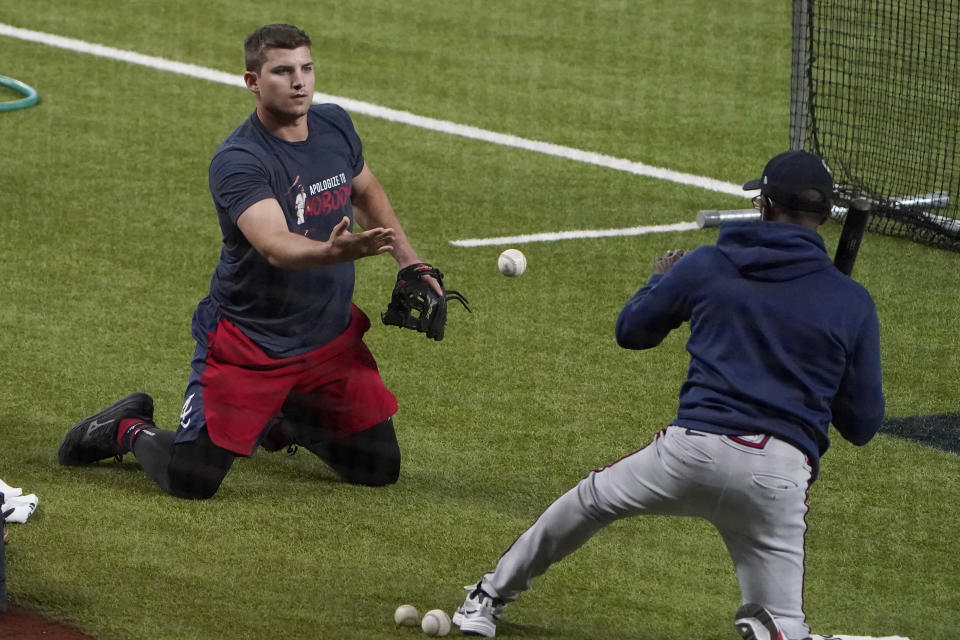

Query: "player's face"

xmin=251 ymin=46 xmax=315 ymax=120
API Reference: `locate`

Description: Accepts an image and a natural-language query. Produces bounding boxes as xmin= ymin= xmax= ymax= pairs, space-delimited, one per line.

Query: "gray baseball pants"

xmin=481 ymin=426 xmax=813 ymax=639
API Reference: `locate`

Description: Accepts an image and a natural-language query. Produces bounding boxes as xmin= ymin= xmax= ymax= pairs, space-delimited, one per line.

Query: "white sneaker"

xmin=735 ymin=603 xmax=784 ymax=640
xmin=453 ymin=581 xmax=505 ymax=638
xmin=452 ymin=584 xmax=473 ymax=627
xmin=0 ymin=479 xmax=22 ymax=499
xmin=2 ymin=493 xmax=38 ymax=523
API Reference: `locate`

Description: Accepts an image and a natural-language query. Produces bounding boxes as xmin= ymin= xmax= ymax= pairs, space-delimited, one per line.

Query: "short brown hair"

xmin=243 ymin=24 xmax=312 ymax=72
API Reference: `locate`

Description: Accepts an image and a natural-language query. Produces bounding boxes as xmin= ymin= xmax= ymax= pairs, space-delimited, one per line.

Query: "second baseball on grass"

xmin=498 ymin=248 xmax=527 ymax=277
xmin=421 ymin=609 xmax=451 ymax=636
xmin=394 ymin=604 xmax=419 ymax=627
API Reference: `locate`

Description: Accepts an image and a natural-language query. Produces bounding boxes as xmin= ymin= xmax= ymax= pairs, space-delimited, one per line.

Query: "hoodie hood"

xmin=717 ymin=220 xmax=833 ymax=282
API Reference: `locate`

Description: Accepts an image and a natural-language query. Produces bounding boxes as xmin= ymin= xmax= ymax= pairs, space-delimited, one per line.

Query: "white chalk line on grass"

xmin=1 ymin=23 xmax=740 ymax=246
xmin=452 ymin=222 xmax=701 ymax=247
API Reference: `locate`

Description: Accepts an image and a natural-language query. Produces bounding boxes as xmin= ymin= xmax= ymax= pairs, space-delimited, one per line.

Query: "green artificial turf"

xmin=1 ymin=2 xmax=958 ymax=639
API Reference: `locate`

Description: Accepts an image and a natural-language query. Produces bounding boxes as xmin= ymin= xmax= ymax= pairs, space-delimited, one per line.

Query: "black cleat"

xmin=58 ymin=393 xmax=154 ymax=466
xmin=258 ymin=413 xmax=299 ymax=456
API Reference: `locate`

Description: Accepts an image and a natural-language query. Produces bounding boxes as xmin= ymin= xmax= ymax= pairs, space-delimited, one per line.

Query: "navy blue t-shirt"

xmin=202 ymin=104 xmax=365 ymax=357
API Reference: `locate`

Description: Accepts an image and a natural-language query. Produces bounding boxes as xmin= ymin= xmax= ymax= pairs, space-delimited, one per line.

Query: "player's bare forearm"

xmin=353 ymin=199 xmax=443 ymax=294
xmin=355 ymin=201 xmax=418 ymax=267
xmin=237 ymin=199 xmax=394 ymax=269
xmin=242 ymin=216 xmax=393 ymax=271
xmin=351 ymin=164 xmax=443 ymax=295
xmin=351 ymin=164 xmax=423 ymax=268
xmin=264 ymin=223 xmax=394 ymax=268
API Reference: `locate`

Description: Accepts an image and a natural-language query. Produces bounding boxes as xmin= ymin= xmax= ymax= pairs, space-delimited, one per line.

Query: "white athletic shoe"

xmin=0 ymin=479 xmax=23 ymax=499
xmin=2 ymin=493 xmax=38 ymax=524
xmin=453 ymin=581 xmax=505 ymax=638
xmin=735 ymin=603 xmax=784 ymax=640
xmin=452 ymin=584 xmax=473 ymax=627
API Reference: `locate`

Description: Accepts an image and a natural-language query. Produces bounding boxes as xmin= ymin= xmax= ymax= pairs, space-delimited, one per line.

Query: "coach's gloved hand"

xmin=653 ymin=249 xmax=686 ymax=274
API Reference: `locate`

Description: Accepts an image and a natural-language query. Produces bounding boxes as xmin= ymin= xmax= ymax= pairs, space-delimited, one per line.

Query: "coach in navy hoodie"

xmin=616 ymin=151 xmax=884 ymax=482
xmin=453 ymin=151 xmax=886 ymax=640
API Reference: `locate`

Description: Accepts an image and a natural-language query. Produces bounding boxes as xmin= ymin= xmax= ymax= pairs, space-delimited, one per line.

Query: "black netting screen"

xmin=791 ymin=0 xmax=960 ymax=250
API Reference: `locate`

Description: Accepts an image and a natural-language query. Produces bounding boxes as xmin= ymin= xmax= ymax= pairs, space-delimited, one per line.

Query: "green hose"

xmin=0 ymin=75 xmax=39 ymax=112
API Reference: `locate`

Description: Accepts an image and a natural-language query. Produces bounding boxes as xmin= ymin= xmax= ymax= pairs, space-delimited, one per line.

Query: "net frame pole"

xmin=790 ymin=0 xmax=810 ymax=151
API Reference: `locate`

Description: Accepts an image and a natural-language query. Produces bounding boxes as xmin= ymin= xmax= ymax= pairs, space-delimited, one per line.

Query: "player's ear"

xmin=758 ymin=196 xmax=771 ymax=221
xmin=243 ymin=70 xmax=260 ymax=94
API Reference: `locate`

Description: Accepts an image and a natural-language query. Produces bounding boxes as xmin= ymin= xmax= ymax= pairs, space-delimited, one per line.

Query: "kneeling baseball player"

xmin=57 ymin=24 xmax=467 ymax=499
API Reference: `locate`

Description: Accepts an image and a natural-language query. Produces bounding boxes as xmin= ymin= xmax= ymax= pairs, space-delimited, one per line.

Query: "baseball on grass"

xmin=498 ymin=248 xmax=527 ymax=277
xmin=421 ymin=609 xmax=451 ymax=637
xmin=394 ymin=604 xmax=419 ymax=627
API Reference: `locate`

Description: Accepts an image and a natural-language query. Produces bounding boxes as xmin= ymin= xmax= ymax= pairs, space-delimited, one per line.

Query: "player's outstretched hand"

xmin=653 ymin=249 xmax=686 ymax=274
xmin=328 ymin=216 xmax=395 ymax=261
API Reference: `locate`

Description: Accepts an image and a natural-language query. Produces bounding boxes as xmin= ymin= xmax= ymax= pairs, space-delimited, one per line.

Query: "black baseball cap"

xmin=743 ymin=150 xmax=834 ymax=214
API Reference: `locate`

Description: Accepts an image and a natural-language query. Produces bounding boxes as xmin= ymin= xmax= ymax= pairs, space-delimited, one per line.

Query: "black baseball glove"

xmin=381 ymin=262 xmax=470 ymax=341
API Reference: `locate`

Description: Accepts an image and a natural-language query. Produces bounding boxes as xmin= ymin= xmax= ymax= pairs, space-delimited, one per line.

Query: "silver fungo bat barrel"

xmin=695 ymin=209 xmax=760 ymax=228
xmin=697 ymin=191 xmax=954 ymax=230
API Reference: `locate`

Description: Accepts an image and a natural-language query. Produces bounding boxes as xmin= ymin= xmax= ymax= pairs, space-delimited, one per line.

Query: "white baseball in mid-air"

xmin=498 ymin=248 xmax=527 ymax=277
xmin=421 ymin=609 xmax=451 ymax=637
xmin=394 ymin=604 xmax=419 ymax=627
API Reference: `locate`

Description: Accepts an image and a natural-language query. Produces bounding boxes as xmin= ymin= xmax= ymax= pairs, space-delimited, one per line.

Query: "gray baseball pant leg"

xmin=709 ymin=435 xmax=812 ymax=640
xmin=480 ymin=426 xmax=812 ymax=640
